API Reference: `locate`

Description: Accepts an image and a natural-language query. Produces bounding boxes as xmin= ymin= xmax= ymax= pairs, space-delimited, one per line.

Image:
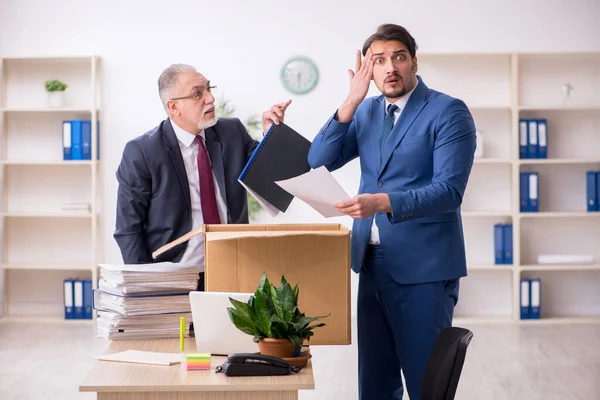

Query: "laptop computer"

xmin=189 ymin=291 xmax=258 ymax=356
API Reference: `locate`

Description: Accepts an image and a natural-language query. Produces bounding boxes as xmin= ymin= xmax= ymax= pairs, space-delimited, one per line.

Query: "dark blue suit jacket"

xmin=114 ymin=118 xmax=258 ymax=264
xmin=308 ymin=76 xmax=476 ymax=284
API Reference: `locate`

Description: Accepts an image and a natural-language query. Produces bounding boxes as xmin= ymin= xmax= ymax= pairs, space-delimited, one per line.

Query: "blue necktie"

xmin=380 ymin=104 xmax=399 ymax=162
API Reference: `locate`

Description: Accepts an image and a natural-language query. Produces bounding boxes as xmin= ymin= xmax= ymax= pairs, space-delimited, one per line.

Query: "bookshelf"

xmin=418 ymin=52 xmax=600 ymax=324
xmin=0 ymin=55 xmax=102 ymax=322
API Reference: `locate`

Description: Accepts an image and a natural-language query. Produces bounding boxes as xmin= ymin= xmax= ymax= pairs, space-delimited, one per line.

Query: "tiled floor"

xmin=0 ymin=318 xmax=599 ymax=399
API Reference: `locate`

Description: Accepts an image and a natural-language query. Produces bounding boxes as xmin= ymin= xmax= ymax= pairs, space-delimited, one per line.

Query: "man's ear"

xmin=412 ymin=56 xmax=418 ymax=73
xmin=167 ymin=100 xmax=179 ymax=116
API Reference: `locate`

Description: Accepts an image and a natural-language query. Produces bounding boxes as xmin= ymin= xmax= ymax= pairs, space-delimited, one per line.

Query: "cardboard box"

xmin=153 ymin=223 xmax=351 ymax=345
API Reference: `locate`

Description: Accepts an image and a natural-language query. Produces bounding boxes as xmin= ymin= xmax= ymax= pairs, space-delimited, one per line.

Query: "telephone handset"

xmin=215 ymin=353 xmax=302 ymax=376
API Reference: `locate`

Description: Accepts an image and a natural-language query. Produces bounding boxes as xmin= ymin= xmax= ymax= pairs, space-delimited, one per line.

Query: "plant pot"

xmin=47 ymin=91 xmax=64 ymax=107
xmin=257 ymin=338 xmax=295 ymax=358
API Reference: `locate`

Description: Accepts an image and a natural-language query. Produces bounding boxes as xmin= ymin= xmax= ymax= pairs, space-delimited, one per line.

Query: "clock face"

xmin=280 ymin=56 xmax=319 ymax=95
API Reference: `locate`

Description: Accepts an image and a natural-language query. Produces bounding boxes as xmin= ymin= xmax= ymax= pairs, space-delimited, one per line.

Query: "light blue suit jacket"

xmin=308 ymin=76 xmax=476 ymax=284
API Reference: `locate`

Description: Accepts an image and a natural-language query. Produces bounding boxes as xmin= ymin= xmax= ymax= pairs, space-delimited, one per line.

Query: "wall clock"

xmin=280 ymin=56 xmax=319 ymax=95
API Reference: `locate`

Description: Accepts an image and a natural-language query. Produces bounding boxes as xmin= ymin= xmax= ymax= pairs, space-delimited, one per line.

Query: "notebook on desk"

xmin=97 ymin=350 xmax=182 ymax=366
xmin=238 ymin=122 xmax=312 ymax=216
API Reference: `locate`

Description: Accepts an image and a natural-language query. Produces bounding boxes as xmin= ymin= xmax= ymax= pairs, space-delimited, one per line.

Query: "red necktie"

xmin=194 ymin=135 xmax=221 ymax=224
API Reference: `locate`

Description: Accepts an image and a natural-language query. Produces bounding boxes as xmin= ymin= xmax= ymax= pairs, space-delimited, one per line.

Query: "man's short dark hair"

xmin=362 ymin=24 xmax=418 ymax=59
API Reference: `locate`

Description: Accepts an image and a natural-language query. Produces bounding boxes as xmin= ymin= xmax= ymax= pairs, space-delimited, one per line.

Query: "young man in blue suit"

xmin=114 ymin=64 xmax=289 ymax=288
xmin=308 ymin=24 xmax=476 ymax=399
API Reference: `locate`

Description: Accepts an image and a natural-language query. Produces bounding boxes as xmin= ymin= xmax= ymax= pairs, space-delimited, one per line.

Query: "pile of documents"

xmin=95 ymin=262 xmax=199 ymax=340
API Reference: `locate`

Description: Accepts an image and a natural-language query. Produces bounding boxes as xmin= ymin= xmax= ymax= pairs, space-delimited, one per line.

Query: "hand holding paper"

xmin=275 ymin=166 xmax=351 ymax=218
xmin=334 ymin=193 xmax=392 ymax=219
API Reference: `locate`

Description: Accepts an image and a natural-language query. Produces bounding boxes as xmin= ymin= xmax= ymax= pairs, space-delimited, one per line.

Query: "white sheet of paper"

xmin=275 ymin=166 xmax=351 ymax=218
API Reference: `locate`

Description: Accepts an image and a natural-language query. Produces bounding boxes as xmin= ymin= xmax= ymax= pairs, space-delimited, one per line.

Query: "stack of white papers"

xmin=98 ymin=262 xmax=200 ymax=296
xmin=95 ymin=291 xmax=192 ymax=316
xmin=95 ymin=262 xmax=200 ymax=340
xmin=96 ymin=311 xmax=192 ymax=340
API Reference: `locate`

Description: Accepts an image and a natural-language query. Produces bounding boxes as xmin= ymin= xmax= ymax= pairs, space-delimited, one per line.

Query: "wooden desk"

xmin=79 ymin=338 xmax=315 ymax=400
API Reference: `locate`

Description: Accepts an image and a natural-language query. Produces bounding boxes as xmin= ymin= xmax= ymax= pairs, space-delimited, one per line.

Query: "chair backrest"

xmin=420 ymin=326 xmax=474 ymax=400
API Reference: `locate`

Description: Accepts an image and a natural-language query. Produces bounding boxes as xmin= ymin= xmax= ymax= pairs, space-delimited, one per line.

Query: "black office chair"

xmin=420 ymin=326 xmax=474 ymax=400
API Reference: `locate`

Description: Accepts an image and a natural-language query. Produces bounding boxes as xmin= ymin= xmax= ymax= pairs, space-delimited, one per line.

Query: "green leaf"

xmin=288 ymin=335 xmax=303 ymax=356
xmin=253 ymin=290 xmax=272 ymax=337
xmin=270 ymin=313 xmax=289 ymax=334
xmin=257 ymin=272 xmax=270 ymax=293
xmin=227 ymin=308 xmax=257 ymax=336
xmin=270 ymin=285 xmax=283 ymax=319
xmin=293 ymin=283 xmax=299 ymax=300
xmin=278 ymin=280 xmax=296 ymax=322
xmin=229 ymin=297 xmax=251 ymax=315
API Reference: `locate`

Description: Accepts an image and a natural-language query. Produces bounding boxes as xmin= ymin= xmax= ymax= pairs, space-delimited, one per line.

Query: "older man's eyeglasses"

xmin=171 ymin=85 xmax=216 ymax=101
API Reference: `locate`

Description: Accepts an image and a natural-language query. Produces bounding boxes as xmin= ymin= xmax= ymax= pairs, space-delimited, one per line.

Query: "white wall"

xmin=1 ymin=0 xmax=600 ymax=398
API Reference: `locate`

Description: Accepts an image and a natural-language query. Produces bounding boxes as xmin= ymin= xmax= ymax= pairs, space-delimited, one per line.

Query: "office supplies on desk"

xmin=185 ymin=353 xmax=211 ymax=370
xmin=180 ymin=317 xmax=185 ymax=353
xmin=97 ymin=350 xmax=181 ymax=366
xmin=216 ymin=353 xmax=301 ymax=376
xmin=238 ymin=122 xmax=312 ymax=216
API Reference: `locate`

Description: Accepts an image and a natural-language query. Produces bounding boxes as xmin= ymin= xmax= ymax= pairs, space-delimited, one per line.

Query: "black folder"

xmin=238 ymin=122 xmax=311 ymax=213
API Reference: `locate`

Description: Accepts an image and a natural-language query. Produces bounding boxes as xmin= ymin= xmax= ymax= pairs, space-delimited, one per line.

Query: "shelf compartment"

xmin=4 ymin=218 xmax=92 ymax=265
xmin=5 ymin=269 xmax=92 ymax=318
xmin=4 ymin=164 xmax=92 ymax=215
xmin=519 ymin=163 xmax=600 ymax=213
xmin=4 ymin=111 xmax=98 ymax=163
xmin=519 ymin=109 xmax=600 ymax=159
xmin=520 ymin=218 xmax=600 ymax=265
xmin=1 ymin=57 xmax=95 ymax=110
xmin=520 ymin=270 xmax=600 ymax=319
xmin=518 ymin=53 xmax=600 ymax=108
xmin=463 ymin=217 xmax=513 ymax=266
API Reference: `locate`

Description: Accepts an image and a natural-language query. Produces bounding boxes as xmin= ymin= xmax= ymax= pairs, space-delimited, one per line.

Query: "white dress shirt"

xmin=369 ymin=80 xmax=419 ymax=245
xmin=170 ymin=119 xmax=228 ymax=271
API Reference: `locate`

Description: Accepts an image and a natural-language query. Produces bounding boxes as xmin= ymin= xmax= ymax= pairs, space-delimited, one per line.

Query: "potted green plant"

xmin=227 ymin=273 xmax=328 ymax=358
xmin=45 ymin=79 xmax=68 ymax=107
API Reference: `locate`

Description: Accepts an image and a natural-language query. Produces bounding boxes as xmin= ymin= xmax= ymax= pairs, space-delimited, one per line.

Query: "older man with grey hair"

xmin=114 ymin=64 xmax=290 ymax=288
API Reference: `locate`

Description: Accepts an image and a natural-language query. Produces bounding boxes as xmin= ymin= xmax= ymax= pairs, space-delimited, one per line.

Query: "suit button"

xmin=377 ymin=181 xmax=383 ymax=187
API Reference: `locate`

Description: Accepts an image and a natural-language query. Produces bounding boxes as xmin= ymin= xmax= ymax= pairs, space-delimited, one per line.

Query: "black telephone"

xmin=215 ymin=353 xmax=301 ymax=376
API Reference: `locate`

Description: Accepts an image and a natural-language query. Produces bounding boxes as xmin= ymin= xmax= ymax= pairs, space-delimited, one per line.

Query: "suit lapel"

xmin=370 ymin=96 xmax=385 ymax=176
xmin=379 ymin=78 xmax=428 ymax=177
xmin=163 ymin=119 xmax=192 ymax=212
xmin=205 ymin=127 xmax=228 ymax=207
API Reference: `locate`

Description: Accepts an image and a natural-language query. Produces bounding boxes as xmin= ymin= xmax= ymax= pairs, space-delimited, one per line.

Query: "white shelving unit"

xmin=418 ymin=52 xmax=600 ymax=324
xmin=0 ymin=55 xmax=102 ymax=322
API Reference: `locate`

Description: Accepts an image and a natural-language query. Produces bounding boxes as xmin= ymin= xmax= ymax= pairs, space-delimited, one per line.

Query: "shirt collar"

xmin=385 ymin=78 xmax=419 ymax=112
xmin=170 ymin=118 xmax=205 ymax=148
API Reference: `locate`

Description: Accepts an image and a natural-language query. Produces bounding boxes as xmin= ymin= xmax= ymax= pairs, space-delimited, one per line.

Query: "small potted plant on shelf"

xmin=45 ymin=79 xmax=68 ymax=107
xmin=227 ymin=273 xmax=328 ymax=359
